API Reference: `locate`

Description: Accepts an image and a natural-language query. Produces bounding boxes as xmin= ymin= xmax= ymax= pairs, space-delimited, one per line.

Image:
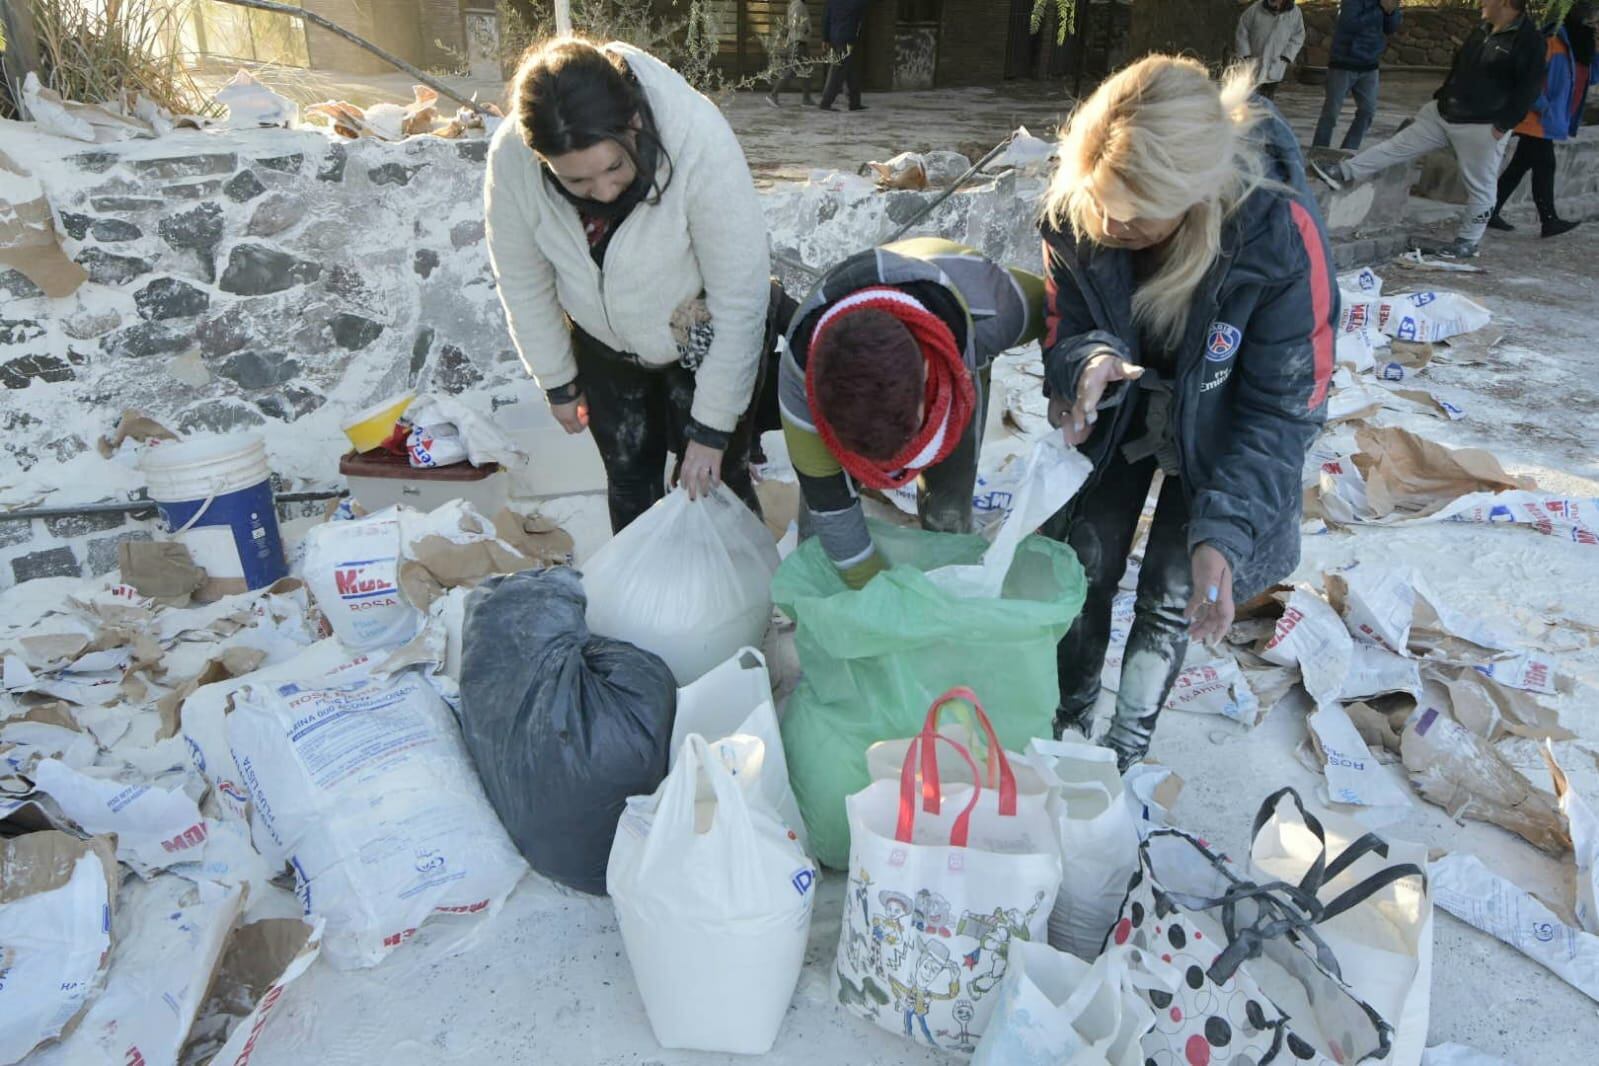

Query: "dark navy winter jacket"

xmin=1329 ymin=0 xmax=1402 ymax=72
xmin=1040 ymin=107 xmax=1338 ymax=603
xmin=822 ymin=0 xmax=870 ymax=46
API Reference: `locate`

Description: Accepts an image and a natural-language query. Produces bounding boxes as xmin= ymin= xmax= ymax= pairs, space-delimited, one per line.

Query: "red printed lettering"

xmin=160 ymin=822 xmax=209 ymax=854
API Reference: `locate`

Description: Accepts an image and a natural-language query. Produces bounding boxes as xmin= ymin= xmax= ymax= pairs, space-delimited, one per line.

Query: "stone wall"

xmin=1299 ymin=3 xmax=1481 ymax=70
xmin=0 ymin=118 xmax=1417 ymax=589
xmin=934 ymin=0 xmax=1012 ymax=87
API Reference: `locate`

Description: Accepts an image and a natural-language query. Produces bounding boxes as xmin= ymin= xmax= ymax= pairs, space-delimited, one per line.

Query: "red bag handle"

xmin=896 ymin=732 xmax=984 ymax=847
xmin=917 ymin=687 xmax=1017 ymax=817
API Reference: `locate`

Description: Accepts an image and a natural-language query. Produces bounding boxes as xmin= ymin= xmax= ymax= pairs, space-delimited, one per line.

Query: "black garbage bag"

xmin=459 ymin=567 xmax=677 ymax=895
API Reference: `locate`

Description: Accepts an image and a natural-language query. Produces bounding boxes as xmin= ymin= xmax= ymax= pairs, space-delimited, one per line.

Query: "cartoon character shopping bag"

xmin=834 ymin=688 xmax=1062 ymax=1054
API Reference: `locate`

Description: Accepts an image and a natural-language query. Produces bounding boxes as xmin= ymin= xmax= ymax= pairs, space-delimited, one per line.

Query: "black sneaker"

xmin=1487 ymin=213 xmax=1514 ymax=232
xmin=1433 ymin=238 xmax=1480 ymax=259
xmin=848 ymin=104 xmax=868 ymax=112
xmin=1542 ymin=218 xmax=1581 ymax=239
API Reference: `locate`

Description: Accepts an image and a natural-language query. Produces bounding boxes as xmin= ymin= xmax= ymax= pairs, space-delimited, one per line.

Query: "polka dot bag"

xmin=1107 ymin=827 xmax=1393 ymax=1066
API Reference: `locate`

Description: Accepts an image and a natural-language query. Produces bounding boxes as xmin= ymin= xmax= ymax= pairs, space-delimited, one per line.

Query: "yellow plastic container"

xmin=340 ymin=391 xmax=416 ymax=453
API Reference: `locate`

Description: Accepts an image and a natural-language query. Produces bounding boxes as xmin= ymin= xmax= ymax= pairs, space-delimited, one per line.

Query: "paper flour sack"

xmin=301 ymin=511 xmax=418 ymax=650
xmin=227 ymin=660 xmax=526 ymax=967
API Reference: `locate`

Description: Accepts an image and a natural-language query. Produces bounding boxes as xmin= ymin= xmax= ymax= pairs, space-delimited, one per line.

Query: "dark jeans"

xmin=573 ymin=285 xmax=793 ymax=532
xmin=1313 ymin=67 xmax=1380 ymax=150
xmin=1048 ymin=424 xmax=1193 ymax=769
xmin=819 ymin=43 xmax=861 ymax=110
xmin=1495 ymin=134 xmax=1559 ymax=223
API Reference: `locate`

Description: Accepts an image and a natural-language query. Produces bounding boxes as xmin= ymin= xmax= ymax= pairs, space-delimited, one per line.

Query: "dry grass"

xmin=33 ymin=0 xmax=218 ymax=116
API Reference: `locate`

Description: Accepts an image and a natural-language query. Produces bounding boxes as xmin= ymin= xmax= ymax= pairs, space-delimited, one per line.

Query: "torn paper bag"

xmin=1259 ymin=584 xmax=1352 ymax=707
xmin=1544 ymin=743 xmax=1599 ymax=934
xmin=32 ymin=759 xmax=209 ymax=875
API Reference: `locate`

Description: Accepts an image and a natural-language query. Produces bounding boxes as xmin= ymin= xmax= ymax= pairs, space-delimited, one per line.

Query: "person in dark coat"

xmin=1312 ymin=0 xmax=1402 ymax=150
xmin=819 ymin=0 xmax=870 ymax=111
xmin=1490 ymin=1 xmax=1596 ymax=237
xmin=1039 ymin=56 xmax=1337 ymax=770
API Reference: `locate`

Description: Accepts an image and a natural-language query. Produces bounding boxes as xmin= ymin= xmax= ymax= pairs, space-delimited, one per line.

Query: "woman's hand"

xmin=678 ymin=441 xmax=724 ymax=500
xmin=1058 ymin=353 xmax=1144 ymax=447
xmin=1185 ymin=544 xmax=1235 ymax=646
xmin=551 ymin=395 xmax=589 ymax=435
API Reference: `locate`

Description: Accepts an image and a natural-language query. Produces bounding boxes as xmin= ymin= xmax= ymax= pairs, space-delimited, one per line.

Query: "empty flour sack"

xmin=227 ymin=659 xmax=526 ymax=968
xmin=459 ymin=568 xmax=678 ymax=895
xmin=583 ymin=487 xmax=780 ymax=685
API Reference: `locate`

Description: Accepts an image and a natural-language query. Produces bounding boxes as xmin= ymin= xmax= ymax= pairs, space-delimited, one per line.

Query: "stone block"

xmin=76 ymin=248 xmax=152 ymax=285
xmin=457 ymin=140 xmax=488 ymax=163
xmin=60 ymin=211 xmax=92 ymax=240
xmin=414 ymin=249 xmax=440 ymax=278
xmin=255 ymin=154 xmax=305 ymax=173
xmin=11 ymin=547 xmax=81 ymax=584
xmin=89 ymin=195 xmax=164 ymax=212
xmin=225 ymin=170 xmax=268 ymax=203
xmin=163 ymin=180 xmax=226 ymax=200
xmin=135 ymin=277 xmax=212 ymax=321
xmin=44 ymin=510 xmax=128 ymax=538
xmin=87 ymin=530 xmax=153 ymax=576
xmin=217 ymin=350 xmax=302 ymax=390
xmin=90 ymin=218 xmax=143 ymax=242
xmin=62 ymin=306 xmax=121 ymax=339
xmin=437 ymin=345 xmax=483 ymax=393
xmin=247 ymin=192 xmax=304 ymax=237
xmin=68 ymin=152 xmax=120 ymax=174
xmin=369 ymin=162 xmax=425 ymax=187
xmin=0 ymin=519 xmax=32 ymax=549
xmin=159 ymin=202 xmax=225 ymax=254
xmin=330 ymin=313 xmax=384 ymax=350
xmin=450 ymin=220 xmax=486 ymax=249
xmin=410 ymin=326 xmax=435 ymax=380
xmin=256 ymin=385 xmax=327 ymax=421
xmin=0 ymin=270 xmax=44 ymax=299
xmin=101 ymin=322 xmax=190 ymax=359
xmin=1 ymin=354 xmax=75 ymax=389
xmin=318 ymin=144 xmax=348 ymax=182
xmin=219 ymin=244 xmax=323 ymax=295
xmin=178 ymin=400 xmax=266 ymax=434
xmin=131 ymin=154 xmax=238 ymax=180
xmin=196 ymin=306 xmax=251 ymax=357
xmin=0 ymin=319 xmax=44 ymax=345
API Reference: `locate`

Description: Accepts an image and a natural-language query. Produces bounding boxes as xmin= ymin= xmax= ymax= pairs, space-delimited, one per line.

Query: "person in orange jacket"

xmin=1489 ymin=1 xmax=1596 ymax=237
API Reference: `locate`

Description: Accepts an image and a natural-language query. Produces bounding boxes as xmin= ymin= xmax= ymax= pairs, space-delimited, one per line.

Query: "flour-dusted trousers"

xmin=1344 ymin=99 xmax=1512 ymax=244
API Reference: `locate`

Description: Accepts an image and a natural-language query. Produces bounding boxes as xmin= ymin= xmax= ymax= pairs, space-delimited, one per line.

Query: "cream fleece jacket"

xmin=484 ymin=44 xmax=771 ymax=433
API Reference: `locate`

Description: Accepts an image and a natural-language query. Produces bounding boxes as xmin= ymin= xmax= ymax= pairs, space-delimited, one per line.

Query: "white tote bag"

xmin=1250 ymin=789 xmax=1433 ymax=1066
xmin=672 ymin=647 xmax=807 ymax=853
xmin=835 ymin=692 xmax=1062 ymax=1055
xmin=608 ymin=734 xmax=819 ymax=1055
xmin=972 ymin=940 xmax=1154 ymax=1066
xmin=583 ymin=486 xmax=779 ymax=685
xmin=1027 ymin=738 xmax=1140 ymax=960
xmin=865 ymin=689 xmax=1054 ymax=808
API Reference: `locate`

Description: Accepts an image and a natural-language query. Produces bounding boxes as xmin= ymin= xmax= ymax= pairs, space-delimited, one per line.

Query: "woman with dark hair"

xmin=1489 ymin=0 xmax=1596 ymax=237
xmin=485 ymin=38 xmax=776 ymax=532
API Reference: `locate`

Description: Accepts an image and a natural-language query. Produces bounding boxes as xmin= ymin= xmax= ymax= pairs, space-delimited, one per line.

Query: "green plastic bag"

xmin=774 ymin=522 xmax=1087 ymax=869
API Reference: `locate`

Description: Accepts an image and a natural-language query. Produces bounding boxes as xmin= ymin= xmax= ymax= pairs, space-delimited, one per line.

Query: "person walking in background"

xmin=1313 ymin=0 xmax=1546 ymax=258
xmin=819 ymin=0 xmax=869 ymax=111
xmin=768 ymin=0 xmax=816 ymax=107
xmin=1313 ymin=0 xmax=1401 ymax=149
xmin=1235 ymin=0 xmax=1306 ymax=100
xmin=1489 ymin=0 xmax=1595 ymax=238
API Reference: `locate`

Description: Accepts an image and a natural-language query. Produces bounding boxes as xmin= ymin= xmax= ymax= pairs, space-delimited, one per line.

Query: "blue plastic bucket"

xmin=140 ymin=434 xmax=287 ymax=596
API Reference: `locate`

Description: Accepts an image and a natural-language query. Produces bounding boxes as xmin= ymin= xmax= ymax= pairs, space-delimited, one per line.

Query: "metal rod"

xmin=206 ymin=0 xmax=492 ymax=115
xmin=884 ymin=133 xmax=1017 ymax=244
xmin=0 ymin=490 xmax=346 ymax=524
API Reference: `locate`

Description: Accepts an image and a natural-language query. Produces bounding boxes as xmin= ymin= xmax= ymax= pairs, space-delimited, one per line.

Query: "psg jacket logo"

xmin=1205 ymin=322 xmax=1242 ymax=361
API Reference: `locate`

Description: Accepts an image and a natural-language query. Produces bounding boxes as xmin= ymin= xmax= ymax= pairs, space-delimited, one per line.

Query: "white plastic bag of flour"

xmin=227 ymin=661 xmax=526 ymax=967
xmin=1378 ymin=292 xmax=1491 ymax=343
xmin=608 ymin=734 xmax=817 ymax=1054
xmin=584 ymin=486 xmax=779 ymax=685
xmin=301 ymin=511 xmax=419 ymax=650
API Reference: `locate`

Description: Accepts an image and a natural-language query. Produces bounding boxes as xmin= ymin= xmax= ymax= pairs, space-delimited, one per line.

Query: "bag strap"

xmin=1319 ymin=862 xmax=1429 ymax=924
xmin=1256 ymin=787 xmax=1428 ymax=922
xmin=897 ymin=732 xmax=983 ymax=847
xmin=1252 ymin=787 xmax=1330 ymax=897
xmin=919 ymin=687 xmax=1016 ymax=817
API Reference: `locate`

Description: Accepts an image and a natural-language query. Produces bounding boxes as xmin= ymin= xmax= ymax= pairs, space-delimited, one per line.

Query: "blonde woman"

xmin=1039 ymin=55 xmax=1337 ymax=769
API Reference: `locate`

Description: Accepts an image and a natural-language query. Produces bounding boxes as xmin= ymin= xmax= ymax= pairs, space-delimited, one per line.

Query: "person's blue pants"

xmin=904 ymin=1010 xmax=937 ymax=1045
xmin=1314 ymin=67 xmax=1381 ymax=150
